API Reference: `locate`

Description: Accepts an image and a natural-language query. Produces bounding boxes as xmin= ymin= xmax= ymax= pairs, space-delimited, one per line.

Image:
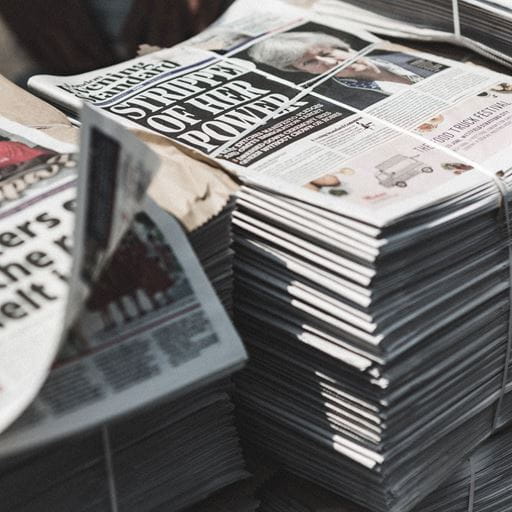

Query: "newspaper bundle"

xmin=313 ymin=0 xmax=512 ymax=69
xmin=26 ymin=0 xmax=512 ymax=510
xmin=0 ymin=91 xmax=248 ymax=510
xmin=258 ymin=425 xmax=512 ymax=512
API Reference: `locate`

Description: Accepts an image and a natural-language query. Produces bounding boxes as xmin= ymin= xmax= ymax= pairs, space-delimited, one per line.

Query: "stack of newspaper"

xmin=257 ymin=426 xmax=512 ymax=512
xmin=1 ymin=385 xmax=246 ymax=512
xmin=313 ymin=0 xmax=512 ymax=68
xmin=233 ymin=164 xmax=512 ymax=512
xmin=0 ymin=85 xmax=248 ymax=511
xmin=25 ymin=0 xmax=512 ymax=509
xmin=189 ymin=198 xmax=236 ymax=312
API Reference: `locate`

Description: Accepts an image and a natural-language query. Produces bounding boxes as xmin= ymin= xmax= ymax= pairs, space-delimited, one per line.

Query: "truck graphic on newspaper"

xmin=375 ymin=155 xmax=433 ymax=188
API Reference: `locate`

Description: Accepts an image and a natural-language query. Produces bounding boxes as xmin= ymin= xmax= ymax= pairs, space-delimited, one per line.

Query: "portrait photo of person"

xmin=245 ymin=27 xmax=447 ymax=110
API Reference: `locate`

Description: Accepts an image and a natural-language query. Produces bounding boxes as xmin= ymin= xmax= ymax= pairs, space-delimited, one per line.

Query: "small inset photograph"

xmin=313 ymin=49 xmax=448 ymax=110
xmin=235 ymin=21 xmax=371 ymax=85
xmin=0 ymin=133 xmax=75 ymax=204
xmin=0 ymin=135 xmax=54 ymax=179
xmin=305 ymin=169 xmax=354 ymax=197
xmin=416 ymin=114 xmax=445 ymax=134
xmin=441 ymin=162 xmax=474 ymax=175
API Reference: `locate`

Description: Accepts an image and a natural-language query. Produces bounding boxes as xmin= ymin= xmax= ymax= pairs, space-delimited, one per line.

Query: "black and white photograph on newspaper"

xmin=234 ymin=21 xmax=373 ymax=85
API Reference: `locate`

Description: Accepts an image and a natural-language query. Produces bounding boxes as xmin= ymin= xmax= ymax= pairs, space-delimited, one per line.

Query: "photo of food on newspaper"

xmin=304 ymin=169 xmax=354 ymax=196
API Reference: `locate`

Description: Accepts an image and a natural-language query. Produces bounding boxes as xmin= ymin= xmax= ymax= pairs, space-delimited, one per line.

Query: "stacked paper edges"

xmin=233 ymin=172 xmax=512 ymax=512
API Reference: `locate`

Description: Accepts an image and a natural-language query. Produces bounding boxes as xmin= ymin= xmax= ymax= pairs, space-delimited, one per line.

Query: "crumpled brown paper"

xmin=0 ymin=75 xmax=239 ymax=232
xmin=135 ymin=129 xmax=239 ymax=232
xmin=0 ymin=75 xmax=79 ymax=144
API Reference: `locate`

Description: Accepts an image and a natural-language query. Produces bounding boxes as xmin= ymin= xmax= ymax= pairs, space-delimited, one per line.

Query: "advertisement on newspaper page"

xmin=65 ymin=105 xmax=159 ymax=329
xmin=412 ymin=82 xmax=512 ymax=172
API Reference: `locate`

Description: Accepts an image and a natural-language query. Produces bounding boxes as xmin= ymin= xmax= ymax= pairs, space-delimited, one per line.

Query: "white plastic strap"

xmin=452 ymin=0 xmax=462 ymax=39
xmin=102 ymin=425 xmax=119 ymax=512
xmin=467 ymin=456 xmax=476 ymax=512
xmin=491 ymin=174 xmax=512 ymax=433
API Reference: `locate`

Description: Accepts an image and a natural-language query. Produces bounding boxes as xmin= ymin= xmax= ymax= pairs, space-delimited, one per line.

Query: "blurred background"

xmin=0 ymin=0 xmax=234 ymax=84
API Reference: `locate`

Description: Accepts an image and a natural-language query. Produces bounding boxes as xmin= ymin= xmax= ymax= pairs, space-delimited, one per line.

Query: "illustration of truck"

xmin=375 ymin=155 xmax=433 ymax=188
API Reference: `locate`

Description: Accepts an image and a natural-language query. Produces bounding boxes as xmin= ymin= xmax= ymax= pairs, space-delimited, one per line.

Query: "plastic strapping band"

xmin=491 ymin=173 xmax=512 ymax=433
xmin=102 ymin=425 xmax=119 ymax=512
xmin=467 ymin=456 xmax=476 ymax=512
xmin=452 ymin=0 xmax=462 ymax=39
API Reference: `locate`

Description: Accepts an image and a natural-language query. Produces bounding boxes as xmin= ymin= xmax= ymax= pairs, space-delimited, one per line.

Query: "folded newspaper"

xmin=312 ymin=0 xmax=512 ymax=69
xmin=27 ymin=0 xmax=512 ymax=510
xmin=0 ymin=98 xmax=248 ymax=510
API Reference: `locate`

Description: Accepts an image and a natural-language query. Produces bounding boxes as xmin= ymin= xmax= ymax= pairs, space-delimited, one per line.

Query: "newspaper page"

xmin=66 ymin=104 xmax=159 ymax=328
xmin=313 ymin=0 xmax=512 ymax=68
xmin=27 ymin=0 xmax=512 ymax=227
xmin=0 ymin=104 xmax=159 ymax=439
xmin=0 ymin=197 xmax=247 ymax=456
xmin=0 ymin=117 xmax=77 ymax=435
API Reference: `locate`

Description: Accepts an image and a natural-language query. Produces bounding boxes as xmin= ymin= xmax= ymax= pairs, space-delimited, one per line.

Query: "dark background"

xmin=0 ymin=0 xmax=234 ymax=80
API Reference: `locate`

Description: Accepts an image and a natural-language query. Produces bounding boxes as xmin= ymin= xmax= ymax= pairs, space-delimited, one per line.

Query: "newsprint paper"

xmin=0 ymin=105 xmax=246 ymax=457
xmin=28 ymin=0 xmax=512 ymax=227
xmin=0 ymin=117 xmax=76 ymax=435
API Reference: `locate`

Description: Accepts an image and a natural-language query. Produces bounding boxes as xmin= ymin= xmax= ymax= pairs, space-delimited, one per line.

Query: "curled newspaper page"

xmin=0 ymin=106 xmax=158 ymax=438
xmin=0 ymin=118 xmax=76 ymax=435
xmin=0 ymin=198 xmax=247 ymax=456
xmin=65 ymin=104 xmax=160 ymax=329
xmin=0 ymin=113 xmax=246 ymax=457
